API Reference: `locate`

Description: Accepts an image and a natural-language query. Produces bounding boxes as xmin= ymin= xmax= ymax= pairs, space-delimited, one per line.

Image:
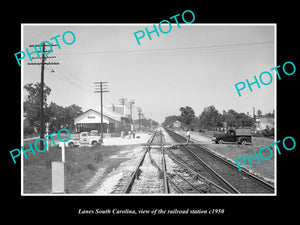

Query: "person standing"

xmin=186 ymin=129 xmax=191 ymax=144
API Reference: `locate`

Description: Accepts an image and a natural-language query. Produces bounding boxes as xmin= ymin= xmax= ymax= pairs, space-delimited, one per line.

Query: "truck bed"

xmin=235 ymin=129 xmax=252 ymax=136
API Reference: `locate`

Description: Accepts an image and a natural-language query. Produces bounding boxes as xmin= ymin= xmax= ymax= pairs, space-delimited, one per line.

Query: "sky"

xmin=22 ymin=24 xmax=275 ymax=123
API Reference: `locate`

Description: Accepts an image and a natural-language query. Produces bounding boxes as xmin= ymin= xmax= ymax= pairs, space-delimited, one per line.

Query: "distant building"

xmin=106 ymin=104 xmax=126 ymax=116
xmin=106 ymin=104 xmax=135 ymax=131
xmin=173 ymin=120 xmax=181 ymax=128
xmin=74 ymin=106 xmax=133 ymax=133
xmin=255 ymin=117 xmax=274 ymax=131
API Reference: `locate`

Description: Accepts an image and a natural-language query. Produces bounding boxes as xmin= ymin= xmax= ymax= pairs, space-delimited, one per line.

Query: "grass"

xmin=23 ymin=144 xmax=105 ymax=194
xmin=23 ymin=142 xmax=137 ymax=194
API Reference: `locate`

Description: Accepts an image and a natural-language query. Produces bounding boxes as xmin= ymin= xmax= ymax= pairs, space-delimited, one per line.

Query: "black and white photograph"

xmin=4 ymin=5 xmax=298 ymax=220
xmin=21 ymin=24 xmax=275 ymax=195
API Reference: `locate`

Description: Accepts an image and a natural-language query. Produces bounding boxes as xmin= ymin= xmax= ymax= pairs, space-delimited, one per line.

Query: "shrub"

xmin=24 ymin=124 xmax=35 ymax=136
xmin=94 ymin=152 xmax=103 ymax=163
xmin=85 ymin=162 xmax=97 ymax=171
xmin=262 ymin=127 xmax=274 ymax=138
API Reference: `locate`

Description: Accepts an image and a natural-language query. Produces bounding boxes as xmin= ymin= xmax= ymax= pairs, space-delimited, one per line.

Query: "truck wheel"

xmin=92 ymin=141 xmax=98 ymax=146
xmin=68 ymin=142 xmax=75 ymax=148
xmin=241 ymin=139 xmax=247 ymax=145
xmin=218 ymin=139 xmax=223 ymax=144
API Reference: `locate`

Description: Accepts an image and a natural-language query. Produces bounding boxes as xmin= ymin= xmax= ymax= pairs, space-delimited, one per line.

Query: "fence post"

xmin=59 ymin=141 xmax=65 ymax=163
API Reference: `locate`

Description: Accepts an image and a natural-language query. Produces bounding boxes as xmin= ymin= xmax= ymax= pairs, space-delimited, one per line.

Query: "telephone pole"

xmin=137 ymin=107 xmax=142 ymax=131
xmin=128 ymin=99 xmax=135 ymax=130
xmin=118 ymin=98 xmax=127 ymax=131
xmin=119 ymin=98 xmax=127 ymax=116
xmin=94 ymin=82 xmax=109 ymax=139
xmin=27 ymin=43 xmax=59 ymax=149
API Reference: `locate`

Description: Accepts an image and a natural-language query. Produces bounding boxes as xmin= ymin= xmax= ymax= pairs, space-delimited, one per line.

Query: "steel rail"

xmin=148 ymin=131 xmax=192 ymax=194
xmin=166 ymin=175 xmax=185 ymax=193
xmin=164 ymin=148 xmax=230 ymax=193
xmin=173 ymin=171 xmax=205 ymax=193
xmin=165 ymin=129 xmax=240 ymax=193
xmin=161 ymin=146 xmax=170 ymax=193
xmin=181 ymin=144 xmax=240 ymax=193
xmin=148 ymin=147 xmax=184 ymax=193
xmin=123 ymin=131 xmax=157 ymax=194
xmin=160 ymin=131 xmax=170 ymax=193
xmin=166 ymin=128 xmax=274 ymax=193
xmin=193 ymin=144 xmax=275 ymax=191
xmin=159 ymin=130 xmax=211 ymax=194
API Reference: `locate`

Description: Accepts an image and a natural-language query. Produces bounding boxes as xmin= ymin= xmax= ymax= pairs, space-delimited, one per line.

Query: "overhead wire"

xmin=62 ymin=41 xmax=274 ymax=56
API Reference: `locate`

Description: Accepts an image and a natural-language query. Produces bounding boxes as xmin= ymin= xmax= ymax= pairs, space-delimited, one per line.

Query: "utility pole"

xmin=94 ymin=82 xmax=109 ymax=140
xmin=129 ymin=99 xmax=135 ymax=129
xmin=119 ymin=98 xmax=127 ymax=116
xmin=27 ymin=43 xmax=59 ymax=150
xmin=137 ymin=107 xmax=142 ymax=131
xmin=118 ymin=98 xmax=127 ymax=131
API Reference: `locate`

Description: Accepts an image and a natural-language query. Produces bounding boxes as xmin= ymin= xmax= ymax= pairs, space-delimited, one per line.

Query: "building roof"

xmin=93 ymin=106 xmax=123 ymax=121
xmin=105 ymin=104 xmax=126 ymax=116
xmin=74 ymin=107 xmax=123 ymax=124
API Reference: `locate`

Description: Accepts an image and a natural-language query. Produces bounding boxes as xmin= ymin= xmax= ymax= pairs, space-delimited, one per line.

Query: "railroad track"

xmin=112 ymin=131 xmax=167 ymax=194
xmin=113 ymin=129 xmax=221 ymax=194
xmin=163 ymin=148 xmax=229 ymax=193
xmin=165 ymin=128 xmax=274 ymax=194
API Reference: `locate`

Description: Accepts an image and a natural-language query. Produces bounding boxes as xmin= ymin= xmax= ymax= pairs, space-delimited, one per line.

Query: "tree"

xmin=223 ymin=109 xmax=253 ymax=128
xmin=263 ymin=112 xmax=274 ymax=118
xmin=64 ymin=104 xmax=83 ymax=130
xmin=23 ymin=82 xmax=51 ymax=133
xmin=23 ymin=82 xmax=83 ymax=135
xmin=162 ymin=115 xmax=179 ymax=127
xmin=236 ymin=113 xmax=253 ymax=128
xmin=199 ymin=105 xmax=223 ymax=130
xmin=225 ymin=109 xmax=239 ymax=128
xmin=179 ymin=106 xmax=195 ymax=128
xmin=47 ymin=102 xmax=66 ymax=132
xmin=47 ymin=102 xmax=83 ymax=132
xmin=257 ymin=110 xmax=262 ymax=118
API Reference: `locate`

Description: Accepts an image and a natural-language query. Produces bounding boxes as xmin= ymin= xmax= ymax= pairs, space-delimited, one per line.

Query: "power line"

xmin=59 ymin=64 xmax=94 ymax=90
xmin=63 ymin=41 xmax=274 ymax=56
xmin=46 ymin=71 xmax=93 ymax=93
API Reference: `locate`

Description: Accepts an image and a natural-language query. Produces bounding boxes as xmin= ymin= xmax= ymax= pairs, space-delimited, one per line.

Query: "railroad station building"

xmin=74 ymin=105 xmax=133 ymax=134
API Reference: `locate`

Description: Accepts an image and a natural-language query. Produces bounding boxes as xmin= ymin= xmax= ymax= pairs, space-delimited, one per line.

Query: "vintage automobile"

xmin=211 ymin=129 xmax=252 ymax=145
xmin=67 ymin=131 xmax=102 ymax=147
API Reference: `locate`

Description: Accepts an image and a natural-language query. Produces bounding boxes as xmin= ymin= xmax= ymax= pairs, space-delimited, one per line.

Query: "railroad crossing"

xmin=110 ymin=127 xmax=274 ymax=194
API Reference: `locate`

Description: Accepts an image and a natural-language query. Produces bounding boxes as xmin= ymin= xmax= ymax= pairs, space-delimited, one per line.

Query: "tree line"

xmin=163 ymin=105 xmax=274 ymax=131
xmin=24 ymin=82 xmax=83 ymax=136
xmin=24 ymin=82 xmax=160 ymax=137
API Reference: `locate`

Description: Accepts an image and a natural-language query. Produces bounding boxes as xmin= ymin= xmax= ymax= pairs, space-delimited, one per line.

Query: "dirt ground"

xmin=80 ymin=133 xmax=151 ymax=194
xmin=82 ymin=145 xmax=145 ymax=194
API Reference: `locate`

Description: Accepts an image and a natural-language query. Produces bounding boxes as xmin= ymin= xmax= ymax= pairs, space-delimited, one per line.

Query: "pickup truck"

xmin=67 ymin=131 xmax=102 ymax=148
xmin=211 ymin=129 xmax=252 ymax=145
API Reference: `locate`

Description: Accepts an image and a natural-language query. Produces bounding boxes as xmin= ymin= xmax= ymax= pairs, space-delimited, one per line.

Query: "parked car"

xmin=211 ymin=129 xmax=252 ymax=145
xmin=67 ymin=132 xmax=102 ymax=148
